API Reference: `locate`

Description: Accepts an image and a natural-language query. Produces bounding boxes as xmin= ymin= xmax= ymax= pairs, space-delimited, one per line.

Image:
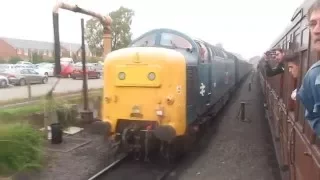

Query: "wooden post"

xmin=27 ymin=80 xmax=31 ymax=99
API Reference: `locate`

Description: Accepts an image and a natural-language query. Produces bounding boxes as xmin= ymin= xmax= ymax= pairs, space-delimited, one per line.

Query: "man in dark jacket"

xmin=263 ymin=48 xmax=285 ymax=77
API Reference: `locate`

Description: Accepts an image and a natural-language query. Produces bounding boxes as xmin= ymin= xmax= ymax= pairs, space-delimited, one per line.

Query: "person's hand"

xmin=291 ymin=89 xmax=297 ymax=101
xmin=263 ymin=52 xmax=270 ymax=61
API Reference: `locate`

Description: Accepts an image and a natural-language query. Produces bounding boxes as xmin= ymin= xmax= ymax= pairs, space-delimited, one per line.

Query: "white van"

xmin=60 ymin=57 xmax=74 ymax=65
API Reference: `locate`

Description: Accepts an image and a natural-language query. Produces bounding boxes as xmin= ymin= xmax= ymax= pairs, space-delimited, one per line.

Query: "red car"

xmin=53 ymin=62 xmax=74 ymax=78
xmin=71 ymin=65 xmax=101 ymax=79
xmin=60 ymin=63 xmax=74 ymax=78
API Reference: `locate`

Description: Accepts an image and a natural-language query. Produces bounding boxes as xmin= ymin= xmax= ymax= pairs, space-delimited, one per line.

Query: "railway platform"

xmin=168 ymin=72 xmax=281 ymax=180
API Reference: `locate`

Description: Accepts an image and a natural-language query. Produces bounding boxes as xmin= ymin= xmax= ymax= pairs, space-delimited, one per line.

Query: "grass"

xmin=0 ymin=91 xmax=102 ymax=123
xmin=0 ymin=88 xmax=102 ymax=106
xmin=0 ymin=88 xmax=103 ymax=178
xmin=0 ymin=90 xmax=103 ymax=177
xmin=0 ymin=123 xmax=44 ymax=177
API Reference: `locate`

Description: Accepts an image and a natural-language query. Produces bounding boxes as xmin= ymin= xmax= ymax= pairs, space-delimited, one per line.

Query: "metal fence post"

xmin=27 ymin=80 xmax=31 ymax=99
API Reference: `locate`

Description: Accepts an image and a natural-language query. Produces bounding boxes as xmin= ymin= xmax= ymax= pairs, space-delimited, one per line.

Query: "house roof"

xmin=0 ymin=37 xmax=91 ymax=52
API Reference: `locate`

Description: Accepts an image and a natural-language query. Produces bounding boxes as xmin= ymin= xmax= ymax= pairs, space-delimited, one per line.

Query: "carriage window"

xmin=160 ymin=33 xmax=192 ymax=49
xmin=207 ymin=46 xmax=215 ymax=58
xmin=302 ymin=28 xmax=309 ymax=47
xmin=131 ymin=33 xmax=156 ymax=47
xmin=210 ymin=47 xmax=218 ymax=56
xmin=293 ymin=28 xmax=301 ymax=49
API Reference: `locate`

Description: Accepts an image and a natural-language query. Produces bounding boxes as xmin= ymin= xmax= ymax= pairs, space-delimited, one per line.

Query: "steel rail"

xmin=87 ymin=153 xmax=128 ymax=180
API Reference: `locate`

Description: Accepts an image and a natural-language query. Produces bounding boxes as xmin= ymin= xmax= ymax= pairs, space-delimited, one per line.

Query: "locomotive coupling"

xmin=153 ymin=124 xmax=176 ymax=142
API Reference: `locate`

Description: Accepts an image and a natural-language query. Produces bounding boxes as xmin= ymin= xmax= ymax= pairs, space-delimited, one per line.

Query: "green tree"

xmin=85 ymin=6 xmax=135 ymax=56
xmin=8 ymin=57 xmax=22 ymax=64
xmin=0 ymin=58 xmax=6 ymax=64
xmin=30 ymin=52 xmax=44 ymax=64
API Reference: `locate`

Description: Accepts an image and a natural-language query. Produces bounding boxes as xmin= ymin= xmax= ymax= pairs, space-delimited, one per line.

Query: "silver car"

xmin=0 ymin=75 xmax=9 ymax=88
xmin=0 ymin=68 xmax=48 ymax=86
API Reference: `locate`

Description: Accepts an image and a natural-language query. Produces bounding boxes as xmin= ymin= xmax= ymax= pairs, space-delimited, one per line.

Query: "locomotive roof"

xmin=130 ymin=28 xmax=249 ymax=63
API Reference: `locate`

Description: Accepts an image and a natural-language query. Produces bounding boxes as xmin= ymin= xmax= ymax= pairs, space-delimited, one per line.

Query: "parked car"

xmin=0 ymin=64 xmax=15 ymax=71
xmin=13 ymin=64 xmax=35 ymax=69
xmin=34 ymin=63 xmax=54 ymax=77
xmin=0 ymin=75 xmax=9 ymax=88
xmin=71 ymin=64 xmax=101 ymax=79
xmin=61 ymin=57 xmax=74 ymax=64
xmin=55 ymin=63 xmax=74 ymax=78
xmin=0 ymin=68 xmax=48 ymax=86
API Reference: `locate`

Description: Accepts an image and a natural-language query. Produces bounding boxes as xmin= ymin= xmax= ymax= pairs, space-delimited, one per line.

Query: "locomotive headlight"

xmin=132 ymin=105 xmax=140 ymax=114
xmin=148 ymin=72 xmax=156 ymax=81
xmin=118 ymin=72 xmax=126 ymax=80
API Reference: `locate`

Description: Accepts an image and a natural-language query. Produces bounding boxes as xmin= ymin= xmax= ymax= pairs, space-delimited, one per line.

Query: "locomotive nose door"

xmin=196 ymin=41 xmax=212 ymax=114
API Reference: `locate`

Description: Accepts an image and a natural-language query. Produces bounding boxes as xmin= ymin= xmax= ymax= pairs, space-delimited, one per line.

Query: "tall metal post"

xmin=52 ymin=12 xmax=61 ymax=76
xmin=81 ymin=18 xmax=89 ymax=111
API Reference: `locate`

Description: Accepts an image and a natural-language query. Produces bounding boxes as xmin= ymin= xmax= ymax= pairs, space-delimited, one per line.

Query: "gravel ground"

xmin=13 ymin=123 xmax=113 ymax=180
xmin=168 ymin=73 xmax=281 ymax=180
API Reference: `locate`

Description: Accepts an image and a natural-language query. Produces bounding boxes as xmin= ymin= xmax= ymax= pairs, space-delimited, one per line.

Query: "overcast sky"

xmin=0 ymin=0 xmax=304 ymax=59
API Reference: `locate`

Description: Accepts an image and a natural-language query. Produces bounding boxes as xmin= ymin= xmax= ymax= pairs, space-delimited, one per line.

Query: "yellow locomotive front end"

xmin=101 ymin=47 xmax=186 ymax=142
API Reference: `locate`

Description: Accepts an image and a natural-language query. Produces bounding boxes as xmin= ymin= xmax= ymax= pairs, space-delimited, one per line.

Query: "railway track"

xmin=87 ymin=153 xmax=176 ymax=180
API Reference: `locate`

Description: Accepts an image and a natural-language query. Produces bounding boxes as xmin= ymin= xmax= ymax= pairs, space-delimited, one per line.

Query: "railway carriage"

xmin=101 ymin=28 xmax=252 ymax=161
xmin=258 ymin=0 xmax=320 ymax=179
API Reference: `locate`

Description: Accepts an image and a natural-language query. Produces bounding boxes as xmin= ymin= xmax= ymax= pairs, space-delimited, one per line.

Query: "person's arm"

xmin=291 ymin=89 xmax=297 ymax=100
xmin=264 ymin=61 xmax=284 ymax=77
xmin=297 ymin=69 xmax=320 ymax=136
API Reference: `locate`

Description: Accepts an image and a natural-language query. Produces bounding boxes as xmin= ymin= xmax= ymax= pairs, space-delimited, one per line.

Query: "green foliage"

xmin=85 ymin=19 xmax=104 ymax=57
xmin=0 ymin=124 xmax=44 ymax=176
xmin=85 ymin=6 xmax=135 ymax=56
xmin=56 ymin=104 xmax=78 ymax=128
xmin=109 ymin=6 xmax=135 ymax=51
xmin=0 ymin=58 xmax=5 ymax=64
xmin=87 ymin=57 xmax=103 ymax=63
xmin=0 ymin=105 xmax=42 ymax=123
xmin=8 ymin=57 xmax=23 ymax=64
xmin=30 ymin=52 xmax=43 ymax=64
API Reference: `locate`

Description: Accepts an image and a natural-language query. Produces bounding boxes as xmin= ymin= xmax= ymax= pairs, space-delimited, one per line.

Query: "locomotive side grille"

xmin=187 ymin=66 xmax=196 ymax=105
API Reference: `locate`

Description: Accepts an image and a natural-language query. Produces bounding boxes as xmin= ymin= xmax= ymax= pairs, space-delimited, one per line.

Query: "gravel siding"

xmin=171 ymin=74 xmax=281 ymax=180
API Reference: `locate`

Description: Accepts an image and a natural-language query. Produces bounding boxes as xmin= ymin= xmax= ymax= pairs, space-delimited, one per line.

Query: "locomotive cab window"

xmin=195 ymin=41 xmax=209 ymax=63
xmin=160 ymin=32 xmax=193 ymax=50
xmin=131 ymin=33 xmax=157 ymax=47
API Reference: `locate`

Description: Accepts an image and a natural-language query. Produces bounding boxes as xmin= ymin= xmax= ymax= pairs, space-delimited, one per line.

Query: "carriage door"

xmin=196 ymin=41 xmax=211 ymax=113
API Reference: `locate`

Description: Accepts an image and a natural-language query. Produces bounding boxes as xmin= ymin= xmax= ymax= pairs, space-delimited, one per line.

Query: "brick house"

xmin=0 ymin=37 xmax=94 ymax=62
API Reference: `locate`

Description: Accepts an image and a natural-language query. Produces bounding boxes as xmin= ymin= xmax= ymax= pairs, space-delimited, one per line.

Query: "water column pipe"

xmin=52 ymin=2 xmax=112 ymax=123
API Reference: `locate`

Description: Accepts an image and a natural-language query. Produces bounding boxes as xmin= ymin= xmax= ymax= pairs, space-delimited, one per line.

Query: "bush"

xmin=56 ymin=104 xmax=78 ymax=128
xmin=0 ymin=124 xmax=44 ymax=176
